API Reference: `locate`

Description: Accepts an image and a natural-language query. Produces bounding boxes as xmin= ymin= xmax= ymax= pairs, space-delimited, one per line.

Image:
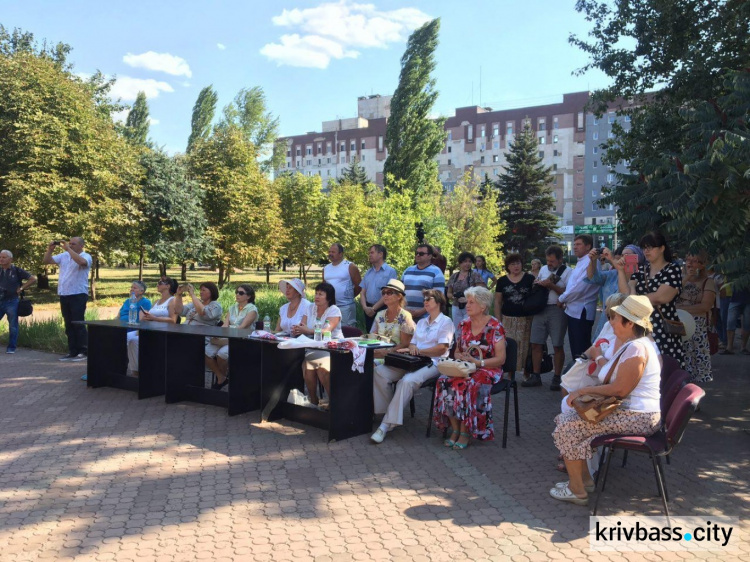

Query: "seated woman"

xmin=551 ymin=295 xmax=662 ymax=505
xmin=174 ymin=282 xmax=223 ymax=383
xmin=128 ymin=278 xmax=178 ymax=376
xmin=293 ymin=282 xmax=343 ymax=406
xmin=371 ymin=289 xmax=454 ymax=444
xmin=123 ymin=279 xmax=168 ymax=377
xmin=434 ymin=286 xmax=507 ymax=450
xmin=205 ymin=284 xmax=258 ymax=390
xmin=276 ymin=278 xmax=309 ymax=333
xmin=371 ymin=279 xmax=415 ymax=361
xmin=119 ymin=280 xmax=153 ymax=324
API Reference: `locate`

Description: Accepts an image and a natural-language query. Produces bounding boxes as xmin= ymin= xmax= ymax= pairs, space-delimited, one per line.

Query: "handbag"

xmin=384 ymin=352 xmax=432 ymax=371
xmin=560 ymin=358 xmax=601 ymax=393
xmin=525 ymin=342 xmax=553 ymax=373
xmin=17 ymin=291 xmax=33 ymax=317
xmin=571 ymin=343 xmax=630 ymax=424
xmin=655 ymin=304 xmax=687 ymax=337
xmin=521 ymin=265 xmax=566 ymax=316
xmin=437 ymin=345 xmax=482 ymax=379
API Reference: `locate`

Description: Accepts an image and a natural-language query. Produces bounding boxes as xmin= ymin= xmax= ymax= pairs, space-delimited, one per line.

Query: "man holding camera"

xmin=43 ymin=237 xmax=92 ymax=362
xmin=0 ymin=250 xmax=37 ymax=354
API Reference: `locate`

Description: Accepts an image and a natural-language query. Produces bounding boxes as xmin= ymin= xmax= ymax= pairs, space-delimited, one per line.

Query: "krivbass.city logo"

xmin=589 ymin=516 xmax=743 ymax=552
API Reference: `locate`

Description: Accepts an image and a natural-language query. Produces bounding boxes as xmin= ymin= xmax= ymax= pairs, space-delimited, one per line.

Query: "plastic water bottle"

xmin=314 ymin=319 xmax=322 ymax=341
xmin=322 ymin=322 xmax=332 ymax=342
xmin=128 ymin=292 xmax=138 ymax=325
xmin=263 ymin=314 xmax=271 ymax=332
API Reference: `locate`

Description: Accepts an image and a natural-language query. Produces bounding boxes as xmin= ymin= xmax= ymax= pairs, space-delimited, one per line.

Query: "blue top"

xmin=402 ymin=264 xmax=445 ymax=320
xmin=118 ymin=297 xmax=153 ymax=323
xmin=475 ymin=268 xmax=496 ymax=285
xmin=360 ymin=262 xmax=398 ymax=305
xmin=584 ymin=268 xmax=619 ymax=343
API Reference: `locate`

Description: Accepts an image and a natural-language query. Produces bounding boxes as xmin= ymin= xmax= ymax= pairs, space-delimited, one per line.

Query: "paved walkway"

xmin=0 ymin=348 xmax=747 ymax=561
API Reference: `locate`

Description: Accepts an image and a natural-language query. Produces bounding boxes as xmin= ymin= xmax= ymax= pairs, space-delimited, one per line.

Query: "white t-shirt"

xmin=278 ymin=300 xmax=310 ymax=333
xmin=53 ymin=251 xmax=92 ymax=296
xmin=324 ymin=260 xmax=355 ymax=307
xmin=412 ymin=312 xmax=455 ymax=365
xmin=535 ymin=265 xmax=572 ymax=305
xmin=597 ymin=338 xmax=661 ymax=412
xmin=304 ymin=302 xmax=343 ymax=339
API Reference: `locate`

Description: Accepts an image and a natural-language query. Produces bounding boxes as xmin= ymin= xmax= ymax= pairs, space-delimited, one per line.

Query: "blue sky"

xmin=3 ymin=0 xmax=611 ymax=154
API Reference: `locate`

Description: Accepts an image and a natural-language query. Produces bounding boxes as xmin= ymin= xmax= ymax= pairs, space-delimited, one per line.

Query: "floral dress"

xmin=632 ymin=262 xmax=684 ymax=366
xmin=433 ymin=317 xmax=506 ymax=441
xmin=676 ymin=279 xmax=714 ymax=383
xmin=372 ymin=308 xmax=416 ymax=345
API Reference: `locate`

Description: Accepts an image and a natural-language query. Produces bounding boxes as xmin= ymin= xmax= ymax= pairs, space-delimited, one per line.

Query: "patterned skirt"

xmin=684 ymin=315 xmax=712 ymax=383
xmin=502 ymin=315 xmax=532 ymax=373
xmin=433 ymin=370 xmax=496 ymax=441
xmin=552 ymin=410 xmax=661 ymax=460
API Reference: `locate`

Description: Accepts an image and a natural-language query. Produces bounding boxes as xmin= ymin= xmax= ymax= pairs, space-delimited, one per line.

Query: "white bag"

xmin=560 ymin=358 xmax=602 ymax=393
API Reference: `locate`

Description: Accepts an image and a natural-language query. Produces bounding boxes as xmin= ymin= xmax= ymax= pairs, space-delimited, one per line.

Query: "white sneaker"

xmin=370 ymin=428 xmax=386 ymax=444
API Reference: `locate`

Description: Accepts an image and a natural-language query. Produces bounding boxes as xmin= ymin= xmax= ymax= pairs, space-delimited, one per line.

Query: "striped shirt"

xmin=401 ymin=264 xmax=445 ymax=320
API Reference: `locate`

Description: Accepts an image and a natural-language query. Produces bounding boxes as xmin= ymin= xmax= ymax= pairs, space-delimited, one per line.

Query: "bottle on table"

xmin=322 ymin=322 xmax=331 ymax=342
xmin=263 ymin=314 xmax=271 ymax=332
xmin=314 ymin=319 xmax=322 ymax=341
xmin=128 ymin=292 xmax=138 ymax=325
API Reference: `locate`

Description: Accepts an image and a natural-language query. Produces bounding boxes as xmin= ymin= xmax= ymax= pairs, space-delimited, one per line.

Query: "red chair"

xmin=660 ymin=354 xmax=681 ymax=391
xmin=590 ymin=384 xmax=705 ymax=518
xmin=342 ymin=325 xmax=363 ymax=338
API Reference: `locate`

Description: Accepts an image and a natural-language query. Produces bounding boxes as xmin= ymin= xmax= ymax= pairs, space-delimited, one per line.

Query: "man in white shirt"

xmin=558 ymin=234 xmax=600 ymax=368
xmin=322 ymin=243 xmax=361 ymax=328
xmin=43 ymin=237 xmax=92 ymax=362
xmin=525 ymin=245 xmax=572 ymax=389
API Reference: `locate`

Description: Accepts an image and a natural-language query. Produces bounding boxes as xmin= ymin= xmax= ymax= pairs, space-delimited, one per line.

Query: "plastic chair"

xmin=590 ymin=384 xmax=705 ymax=518
xmin=660 ymin=354 xmax=680 ymax=391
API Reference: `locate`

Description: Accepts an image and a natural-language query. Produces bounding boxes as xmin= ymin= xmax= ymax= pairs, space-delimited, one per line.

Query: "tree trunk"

xmin=138 ymin=245 xmax=144 ymax=281
xmin=37 ymin=268 xmax=50 ymax=290
xmin=218 ymin=263 xmax=225 ymax=288
xmin=159 ymin=262 xmax=167 ymax=277
xmin=95 ymin=260 xmax=100 ymax=281
xmin=90 ymin=255 xmax=98 ymax=301
xmin=181 ymin=262 xmax=187 ymax=281
xmin=299 ymin=263 xmax=303 ymax=278
xmin=282 ymin=259 xmax=287 ymax=272
xmin=266 ymin=264 xmax=271 ymax=285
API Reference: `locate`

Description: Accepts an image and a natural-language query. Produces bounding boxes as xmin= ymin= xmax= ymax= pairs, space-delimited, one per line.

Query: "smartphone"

xmin=624 ymin=254 xmax=639 ymax=276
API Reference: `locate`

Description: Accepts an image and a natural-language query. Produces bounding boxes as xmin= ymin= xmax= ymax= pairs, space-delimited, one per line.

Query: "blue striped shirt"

xmin=402 ymin=264 xmax=445 ymax=320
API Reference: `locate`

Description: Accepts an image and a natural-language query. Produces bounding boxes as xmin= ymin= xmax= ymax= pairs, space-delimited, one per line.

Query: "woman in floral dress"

xmin=434 ymin=286 xmax=506 ymax=449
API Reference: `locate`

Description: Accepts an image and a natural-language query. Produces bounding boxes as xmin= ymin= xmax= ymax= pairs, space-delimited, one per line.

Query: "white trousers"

xmin=373 ymin=363 xmax=439 ymax=428
xmin=126 ymin=331 xmax=139 ymax=373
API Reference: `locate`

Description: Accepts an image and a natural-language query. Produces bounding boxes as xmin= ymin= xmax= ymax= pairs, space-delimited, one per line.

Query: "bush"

xmin=0 ymin=309 xmax=100 ymax=354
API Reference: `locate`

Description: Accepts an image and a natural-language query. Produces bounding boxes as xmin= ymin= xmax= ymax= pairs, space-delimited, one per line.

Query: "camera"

xmin=596 ymin=247 xmax=604 ymax=255
xmin=52 ymin=240 xmax=62 ymax=246
xmin=454 ymin=291 xmax=466 ymax=309
xmin=548 ymin=273 xmax=561 ymax=284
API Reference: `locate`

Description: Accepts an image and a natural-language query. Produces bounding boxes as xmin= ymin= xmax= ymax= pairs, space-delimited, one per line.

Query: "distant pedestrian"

xmin=0 ymin=250 xmax=37 ymax=354
xmin=43 ymin=237 xmax=92 ymax=362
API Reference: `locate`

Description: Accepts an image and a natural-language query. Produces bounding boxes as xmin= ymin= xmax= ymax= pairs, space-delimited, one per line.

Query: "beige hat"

xmin=279 ymin=278 xmax=305 ymax=297
xmin=610 ymin=295 xmax=654 ymax=331
xmin=381 ymin=278 xmax=406 ymax=295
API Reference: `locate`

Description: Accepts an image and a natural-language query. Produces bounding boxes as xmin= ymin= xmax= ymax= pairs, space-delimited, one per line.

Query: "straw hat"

xmin=610 ymin=295 xmax=654 ymax=331
xmin=279 ymin=278 xmax=305 ymax=297
xmin=381 ymin=279 xmax=406 ymax=295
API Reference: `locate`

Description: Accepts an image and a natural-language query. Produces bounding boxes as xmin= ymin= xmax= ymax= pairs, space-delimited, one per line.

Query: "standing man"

xmin=322 ymin=243 xmax=361 ymax=328
xmin=402 ymin=244 xmax=446 ymax=321
xmin=43 ymin=237 xmax=92 ymax=362
xmin=0 ymin=250 xmax=37 ymax=354
xmin=524 ymin=245 xmax=571 ymax=389
xmin=558 ymin=234 xmax=600 ymax=362
xmin=359 ymin=244 xmax=397 ymax=333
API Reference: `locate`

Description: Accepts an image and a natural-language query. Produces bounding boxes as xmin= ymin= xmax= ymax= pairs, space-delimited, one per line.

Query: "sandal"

xmin=453 ymin=432 xmax=471 ymax=450
xmin=719 ymin=349 xmax=734 ymax=355
xmin=444 ymin=431 xmax=460 ymax=447
xmin=549 ymin=484 xmax=588 ymax=505
xmin=554 ymin=481 xmax=595 ymax=494
xmin=556 ymin=461 xmax=568 ymax=473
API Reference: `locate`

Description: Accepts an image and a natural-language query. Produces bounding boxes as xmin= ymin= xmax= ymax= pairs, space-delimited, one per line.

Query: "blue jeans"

xmin=0 ymin=297 xmax=20 ymax=351
xmin=718 ymin=296 xmax=731 ymax=345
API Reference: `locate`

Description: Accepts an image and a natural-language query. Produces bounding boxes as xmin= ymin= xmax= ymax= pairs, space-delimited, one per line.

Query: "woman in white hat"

xmin=550 ymin=295 xmax=662 ymax=506
xmin=370 ymin=279 xmax=416 ymax=359
xmin=275 ymin=278 xmax=310 ymax=334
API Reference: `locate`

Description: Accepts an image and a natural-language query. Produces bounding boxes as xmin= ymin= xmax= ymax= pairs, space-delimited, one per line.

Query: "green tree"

xmin=372 ymin=186 xmax=419 ymax=273
xmin=188 ymin=125 xmax=284 ymax=286
xmin=494 ymin=125 xmax=558 ymax=262
xmin=339 ymin=157 xmax=369 ymax=186
xmin=384 ymin=19 xmax=445 ymax=199
xmin=186 ymin=85 xmax=218 ymax=153
xmin=124 ymin=91 xmax=150 ymax=146
xmin=325 ymin=179 xmax=376 ymax=267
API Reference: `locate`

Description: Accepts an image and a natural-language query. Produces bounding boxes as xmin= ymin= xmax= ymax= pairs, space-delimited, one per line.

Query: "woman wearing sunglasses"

xmin=205 ymin=284 xmax=258 ymax=390
xmin=370 ymin=279 xmax=416 ymax=361
xmin=127 ymin=277 xmax=178 ymax=377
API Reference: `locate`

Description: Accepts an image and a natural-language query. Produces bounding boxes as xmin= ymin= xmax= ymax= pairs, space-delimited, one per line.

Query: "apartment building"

xmin=278 ymin=91 xmax=594 ymax=233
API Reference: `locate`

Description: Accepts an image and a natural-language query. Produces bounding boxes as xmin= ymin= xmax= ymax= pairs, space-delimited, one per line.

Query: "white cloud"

xmin=123 ymin=51 xmax=192 ymax=78
xmin=109 ymin=76 xmax=174 ymax=101
xmin=261 ymin=0 xmax=431 ymax=68
xmin=148 ymin=117 xmax=160 ymax=126
xmin=217 ymin=43 xmax=226 ymax=50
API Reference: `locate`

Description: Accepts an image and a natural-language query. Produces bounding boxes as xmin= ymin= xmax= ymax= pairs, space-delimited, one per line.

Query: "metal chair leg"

xmin=656 ymin=455 xmax=669 ymax=502
xmin=592 ymin=446 xmax=614 ymax=515
xmin=621 ymin=450 xmax=628 ymax=467
xmin=409 ymin=397 xmax=415 ymax=418
xmin=502 ymin=386 xmax=510 ymax=448
xmin=651 ymin=454 xmax=670 ymax=520
xmin=513 ymin=383 xmax=520 ymax=436
xmin=425 ymin=388 xmax=436 ymax=437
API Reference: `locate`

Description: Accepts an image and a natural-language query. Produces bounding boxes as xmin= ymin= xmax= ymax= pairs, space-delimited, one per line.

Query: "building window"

xmin=361 ymin=141 xmax=365 ymax=149
xmin=468 ymin=124 xmax=474 ymax=141
xmin=506 ymin=122 xmax=513 ymax=135
xmin=318 ymin=159 xmax=321 ymax=165
xmin=552 ymin=164 xmax=557 ymax=171
xmin=327 ymin=170 xmax=331 ymax=176
xmin=577 ymin=112 xmax=584 ymax=130
xmin=317 ymin=143 xmax=322 ymax=153
xmin=287 ymin=162 xmax=291 ymax=168
xmin=593 ymin=132 xmax=599 ymax=140
xmin=553 ymin=118 xmax=559 ymax=129
xmin=538 ymin=151 xmax=544 ymax=158
xmin=493 ymin=155 xmax=499 ymax=162
xmin=361 ymin=154 xmax=366 ymax=161
xmin=592 ymin=190 xmax=598 ymax=197
xmin=448 ymin=146 xmax=452 ymax=153
xmin=296 ymin=148 xmax=301 ymax=156
xmin=447 ymin=159 xmax=451 ymax=165
xmin=494 ymin=168 xmax=499 ymax=176
xmin=327 ymin=157 xmax=331 ymax=164
xmin=592 ymin=174 xmax=598 ymax=183
xmin=492 ymin=124 xmax=499 ymax=137
xmin=340 ymin=143 xmax=345 ymax=152
xmin=576 ymin=211 xmax=583 ymax=215
xmin=326 ymin=142 xmax=331 ymax=154
xmin=350 ymin=141 xmax=355 ymax=151
xmin=592 ymin=202 xmax=598 ymax=211
xmin=607 ymin=173 xmax=614 ymax=182
xmin=480 ymin=156 xmax=485 ymax=164
xmin=593 ymin=117 xmax=599 ymax=125
xmin=624 ymin=115 xmax=631 ymax=122
xmin=593 ymin=147 xmax=599 ymax=154
xmin=539 ymin=119 xmax=546 ymax=131
xmin=608 ymin=131 xmax=615 ymax=139
xmin=593 ymin=161 xmax=598 ymax=168
xmin=480 ymin=124 xmax=485 ymax=138
xmin=553 ymin=150 xmax=559 ymax=157
xmin=553 ymin=178 xmax=558 ymax=185
xmin=306 ymin=147 xmax=312 ymax=156
xmin=378 ymin=136 xmax=384 ymax=151
xmin=296 ymin=160 xmax=300 ymax=167
xmin=447 ymin=130 xmax=452 ymax=141
xmin=608 ymin=112 xmax=615 ymax=124
xmin=286 ymin=150 xmax=291 ymax=157
xmin=553 ymin=135 xmax=559 ymax=143
xmin=340 ymin=156 xmax=345 ymax=163
xmin=551 ymin=188 xmax=557 ymax=196
xmin=493 ymin=141 xmax=499 ymax=149
xmin=306 ymin=159 xmax=311 ymax=166
xmin=480 ymin=143 xmax=486 ymax=151
xmin=539 ymin=136 xmax=546 ymax=144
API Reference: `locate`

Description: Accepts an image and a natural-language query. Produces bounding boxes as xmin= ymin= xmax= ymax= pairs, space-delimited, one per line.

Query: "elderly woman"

xmin=371 ymin=279 xmax=415 ymax=360
xmin=127 ymin=277 xmax=177 ymax=377
xmin=205 ymin=284 xmax=259 ymax=390
xmin=551 ymin=295 xmax=661 ymax=505
xmin=371 ymin=289 xmax=454 ymax=444
xmin=474 ymin=255 xmax=497 ymax=290
xmin=275 ymin=278 xmax=309 ymax=333
xmin=494 ymin=253 xmax=534 ymax=376
xmin=616 ymin=232 xmax=684 ymax=366
xmin=530 ymin=259 xmax=542 ymax=278
xmin=586 ymin=245 xmax=645 ymax=342
xmin=174 ymin=282 xmax=223 ymax=385
xmin=119 ymin=280 xmax=152 ymax=324
xmin=447 ymin=251 xmax=486 ymax=331
xmin=434 ymin=286 xmax=507 ymax=449
xmin=294 ymin=282 xmax=342 ymax=407
xmin=676 ymin=252 xmax=716 ymax=383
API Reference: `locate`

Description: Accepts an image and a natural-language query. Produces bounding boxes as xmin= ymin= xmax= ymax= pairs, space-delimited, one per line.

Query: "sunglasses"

xmin=423 ymin=296 xmax=434 ymax=302
xmin=415 ymin=251 xmax=429 ymax=256
xmin=381 ymin=290 xmax=397 ymax=296
xmin=157 ymin=280 xmax=169 ymax=285
xmin=235 ymin=291 xmax=247 ymax=296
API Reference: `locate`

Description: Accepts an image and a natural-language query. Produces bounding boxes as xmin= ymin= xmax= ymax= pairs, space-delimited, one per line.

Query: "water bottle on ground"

xmin=263 ymin=314 xmax=271 ymax=332
xmin=128 ymin=292 xmax=138 ymax=325
xmin=314 ymin=319 xmax=322 ymax=341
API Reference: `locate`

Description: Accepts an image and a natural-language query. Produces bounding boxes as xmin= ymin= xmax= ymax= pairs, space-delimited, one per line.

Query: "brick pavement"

xmin=0 ymin=348 xmax=747 ymax=561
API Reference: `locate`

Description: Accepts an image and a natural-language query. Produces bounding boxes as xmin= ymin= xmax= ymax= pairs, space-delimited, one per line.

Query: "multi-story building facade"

xmin=279 ymin=91 xmax=601 ymax=241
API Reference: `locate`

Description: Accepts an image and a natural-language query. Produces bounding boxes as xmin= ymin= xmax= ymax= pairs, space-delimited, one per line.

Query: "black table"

xmin=83 ymin=320 xmax=261 ymax=416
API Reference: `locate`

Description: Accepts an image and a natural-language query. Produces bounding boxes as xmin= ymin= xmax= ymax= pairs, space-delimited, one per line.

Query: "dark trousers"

xmin=567 ymin=308 xmax=594 ymax=359
xmin=364 ymin=303 xmax=385 ymax=333
xmin=60 ymin=293 xmax=88 ymax=355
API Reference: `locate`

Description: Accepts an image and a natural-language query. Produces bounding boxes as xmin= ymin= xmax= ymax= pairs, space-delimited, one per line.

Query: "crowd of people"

xmin=1 ymin=231 xmax=746 ymax=507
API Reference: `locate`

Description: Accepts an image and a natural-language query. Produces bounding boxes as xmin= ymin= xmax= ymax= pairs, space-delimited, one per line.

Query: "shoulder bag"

xmin=384 ymin=351 xmax=432 ymax=371
xmin=571 ymin=343 xmax=631 ymax=424
xmin=521 ymin=266 xmax=566 ymax=316
xmin=437 ymin=345 xmax=482 ymax=378
xmin=655 ymin=304 xmax=686 ymax=337
xmin=17 ymin=289 xmax=33 ymax=317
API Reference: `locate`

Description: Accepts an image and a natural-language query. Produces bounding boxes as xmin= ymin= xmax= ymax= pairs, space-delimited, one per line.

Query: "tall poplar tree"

xmin=186 ymin=85 xmax=218 ymax=153
xmin=383 ymin=18 xmax=444 ymax=198
xmin=494 ymin=125 xmax=558 ymax=262
xmin=124 ymin=91 xmax=149 ymax=146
